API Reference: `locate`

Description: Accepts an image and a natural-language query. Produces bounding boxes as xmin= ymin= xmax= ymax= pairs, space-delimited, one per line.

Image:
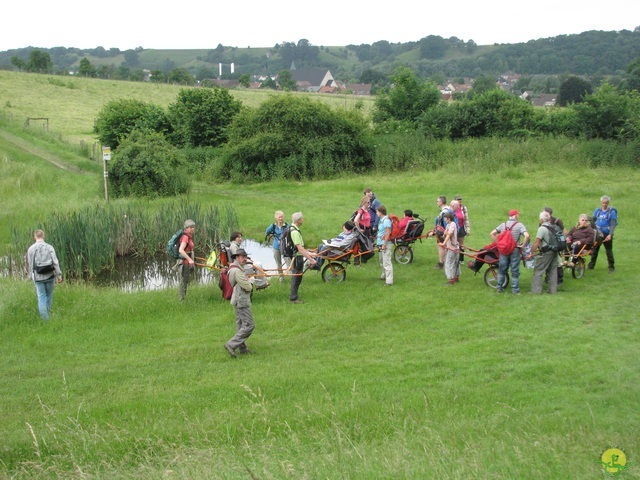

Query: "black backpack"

xmin=542 ymin=224 xmax=566 ymax=253
xmin=166 ymin=229 xmax=184 ymax=259
xmin=279 ymin=225 xmax=298 ymax=258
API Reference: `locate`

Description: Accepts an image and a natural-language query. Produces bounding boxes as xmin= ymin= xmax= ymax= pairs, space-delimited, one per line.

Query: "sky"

xmin=2 ymin=1 xmax=639 ymax=52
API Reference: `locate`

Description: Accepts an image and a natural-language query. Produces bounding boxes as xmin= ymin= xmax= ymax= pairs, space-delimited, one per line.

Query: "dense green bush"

xmin=221 ymin=95 xmax=374 ymax=181
xmin=419 ymin=89 xmax=537 ymax=139
xmin=108 ymin=131 xmax=190 ymax=197
xmin=93 ymin=99 xmax=171 ymax=150
xmin=373 ymin=67 xmax=441 ymax=125
xmin=168 ymin=88 xmax=242 ymax=148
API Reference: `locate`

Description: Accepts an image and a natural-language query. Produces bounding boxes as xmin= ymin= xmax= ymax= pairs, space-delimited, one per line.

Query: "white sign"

xmin=102 ymin=146 xmax=111 ymax=161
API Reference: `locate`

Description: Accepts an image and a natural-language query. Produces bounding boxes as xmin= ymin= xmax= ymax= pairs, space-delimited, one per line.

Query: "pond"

xmin=6 ymin=239 xmax=277 ymax=292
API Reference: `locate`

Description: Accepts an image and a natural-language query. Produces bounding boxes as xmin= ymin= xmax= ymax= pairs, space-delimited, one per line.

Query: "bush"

xmin=168 ymin=88 xmax=242 ymax=148
xmin=108 ymin=131 xmax=190 ymax=197
xmin=93 ymin=99 xmax=170 ymax=150
xmin=221 ymin=95 xmax=374 ymax=181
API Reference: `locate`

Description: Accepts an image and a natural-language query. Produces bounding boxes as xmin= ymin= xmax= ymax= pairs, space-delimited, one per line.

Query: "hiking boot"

xmin=239 ymin=349 xmax=254 ymax=355
xmin=434 ymin=262 xmax=444 ymax=270
xmin=587 ymin=263 xmax=595 ymax=270
xmin=609 ymin=267 xmax=615 ymax=273
xmin=290 ymin=299 xmax=305 ymax=304
xmin=496 ymin=289 xmax=503 ymax=294
xmin=224 ymin=344 xmax=237 ymax=358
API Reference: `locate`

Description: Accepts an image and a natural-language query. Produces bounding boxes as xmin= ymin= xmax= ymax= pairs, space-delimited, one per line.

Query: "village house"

xmin=290 ymin=69 xmax=337 ymax=92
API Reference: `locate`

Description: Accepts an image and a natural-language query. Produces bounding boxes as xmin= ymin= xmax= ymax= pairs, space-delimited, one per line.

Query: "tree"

xmin=260 ymin=77 xmax=277 ymax=89
xmin=123 ymin=50 xmax=139 ymax=67
xmin=238 ymin=74 xmax=251 ymax=88
xmin=78 ymin=57 xmax=97 ymax=77
xmin=373 ymin=67 xmax=441 ymax=125
xmin=108 ymin=131 xmax=190 ymax=198
xmin=93 ymin=99 xmax=171 ymax=150
xmin=557 ymin=76 xmax=592 ymax=106
xmin=168 ymin=88 xmax=242 ymax=147
xmin=570 ymin=83 xmax=636 ymax=140
xmin=624 ymin=57 xmax=640 ymax=92
xmin=167 ymin=68 xmax=195 ymax=85
xmin=10 ymin=56 xmax=26 ymax=71
xmin=419 ymin=35 xmax=447 ymax=59
xmin=277 ymin=70 xmax=296 ymax=91
xmin=27 ymin=50 xmax=53 ymax=73
xmin=469 ymin=75 xmax=499 ymax=97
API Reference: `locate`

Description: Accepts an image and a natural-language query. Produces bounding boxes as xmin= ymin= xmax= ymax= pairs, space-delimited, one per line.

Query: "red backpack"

xmin=496 ymin=222 xmax=519 ymax=255
xmin=219 ymin=264 xmax=239 ymax=301
xmin=389 ymin=214 xmax=401 ymax=239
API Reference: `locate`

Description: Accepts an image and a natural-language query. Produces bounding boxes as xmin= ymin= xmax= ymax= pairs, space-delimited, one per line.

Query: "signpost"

xmin=102 ymin=146 xmax=110 ymax=202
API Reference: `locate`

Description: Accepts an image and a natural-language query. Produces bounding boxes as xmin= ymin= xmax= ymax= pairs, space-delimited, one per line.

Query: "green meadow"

xmin=0 ymin=72 xmax=639 ymax=479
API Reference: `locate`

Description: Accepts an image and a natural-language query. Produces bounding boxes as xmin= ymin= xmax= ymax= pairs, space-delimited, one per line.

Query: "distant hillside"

xmin=2 ymin=29 xmax=639 ymax=82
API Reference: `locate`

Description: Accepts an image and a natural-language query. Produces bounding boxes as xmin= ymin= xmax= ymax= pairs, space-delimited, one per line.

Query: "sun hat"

xmin=231 ymin=248 xmax=249 ymax=258
xmin=184 ymin=219 xmax=196 ymax=228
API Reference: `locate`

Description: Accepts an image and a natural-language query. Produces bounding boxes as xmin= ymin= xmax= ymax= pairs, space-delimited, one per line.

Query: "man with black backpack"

xmin=288 ymin=212 xmax=317 ymax=304
xmin=528 ymin=211 xmax=561 ymax=295
xmin=27 ymin=229 xmax=63 ymax=321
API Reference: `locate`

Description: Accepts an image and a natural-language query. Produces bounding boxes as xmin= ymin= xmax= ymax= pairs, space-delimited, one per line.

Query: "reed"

xmin=9 ymin=202 xmax=238 ymax=278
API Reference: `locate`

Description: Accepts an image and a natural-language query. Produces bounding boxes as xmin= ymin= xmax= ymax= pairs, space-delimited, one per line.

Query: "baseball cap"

xmin=508 ymin=209 xmax=520 ymax=216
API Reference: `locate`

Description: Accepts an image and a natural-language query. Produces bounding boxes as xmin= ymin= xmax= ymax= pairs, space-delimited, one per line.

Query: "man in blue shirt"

xmin=364 ymin=188 xmax=381 ymax=234
xmin=588 ymin=195 xmax=618 ymax=273
xmin=376 ymin=205 xmax=394 ymax=286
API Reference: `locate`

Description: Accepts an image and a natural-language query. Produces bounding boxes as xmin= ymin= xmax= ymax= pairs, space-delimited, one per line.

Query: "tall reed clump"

xmin=8 ymin=202 xmax=238 ymax=279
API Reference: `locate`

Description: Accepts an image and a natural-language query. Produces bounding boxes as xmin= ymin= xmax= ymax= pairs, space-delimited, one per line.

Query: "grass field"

xmin=0 ymin=72 xmax=638 ymax=479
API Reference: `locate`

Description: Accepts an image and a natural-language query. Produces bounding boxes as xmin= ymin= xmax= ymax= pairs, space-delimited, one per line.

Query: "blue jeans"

xmin=35 ymin=277 xmax=55 ymax=320
xmin=498 ymin=250 xmax=521 ymax=293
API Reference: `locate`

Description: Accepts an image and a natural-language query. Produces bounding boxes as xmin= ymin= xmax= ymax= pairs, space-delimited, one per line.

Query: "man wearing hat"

xmin=178 ymin=219 xmax=196 ymax=300
xmin=490 ymin=210 xmax=530 ymax=294
xmin=224 ymin=248 xmax=255 ymax=358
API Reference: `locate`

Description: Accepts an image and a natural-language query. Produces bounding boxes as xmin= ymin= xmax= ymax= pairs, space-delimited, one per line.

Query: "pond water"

xmin=92 ymin=239 xmax=277 ymax=291
xmin=0 ymin=239 xmax=278 ymax=292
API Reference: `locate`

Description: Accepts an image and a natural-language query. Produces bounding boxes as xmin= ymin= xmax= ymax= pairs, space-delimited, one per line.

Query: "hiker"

xmin=313 ymin=221 xmax=357 ymax=270
xmin=224 ymin=248 xmax=255 ymax=358
xmin=544 ymin=206 xmax=567 ymax=286
xmin=588 ymin=195 xmax=618 ymax=273
xmin=364 ymin=188 xmax=382 ymax=235
xmin=490 ymin=209 xmax=530 ymax=295
xmin=438 ymin=211 xmax=460 ymax=285
xmin=27 ymin=229 xmax=63 ymax=320
xmin=353 ymin=195 xmax=372 ymax=238
xmin=376 ymin=205 xmax=394 ymax=286
xmin=229 ymin=231 xmax=269 ymax=290
xmin=265 ymin=211 xmax=289 ymax=282
xmin=427 ymin=195 xmax=451 ymax=270
xmin=528 ymin=211 xmax=560 ymax=294
xmin=397 ymin=210 xmax=415 ymax=237
xmin=289 ymin=212 xmax=317 ymax=304
xmin=453 ymin=195 xmax=471 ymax=264
xmin=177 ymin=219 xmax=196 ymax=300
xmin=566 ymin=214 xmax=596 ymax=264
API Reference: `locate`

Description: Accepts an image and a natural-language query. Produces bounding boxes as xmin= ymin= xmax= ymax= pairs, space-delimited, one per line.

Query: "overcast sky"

xmin=2 ymin=0 xmax=638 ymax=51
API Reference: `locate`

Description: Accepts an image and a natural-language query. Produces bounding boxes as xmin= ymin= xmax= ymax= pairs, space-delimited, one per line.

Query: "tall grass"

xmin=7 ymin=202 xmax=238 ymax=278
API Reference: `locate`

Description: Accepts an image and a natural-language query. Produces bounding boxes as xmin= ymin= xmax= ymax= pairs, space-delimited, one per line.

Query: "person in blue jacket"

xmin=588 ymin=195 xmax=618 ymax=273
xmin=265 ymin=210 xmax=289 ymax=282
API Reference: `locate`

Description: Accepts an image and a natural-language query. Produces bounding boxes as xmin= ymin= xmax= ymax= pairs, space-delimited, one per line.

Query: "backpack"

xmin=541 ymin=224 xmax=566 ymax=253
xmin=389 ymin=214 xmax=401 ymax=239
xmin=166 ymin=229 xmax=184 ymax=259
xmin=279 ymin=225 xmax=298 ymax=258
xmin=34 ymin=244 xmax=55 ymax=274
xmin=219 ymin=264 xmax=239 ymax=301
xmin=496 ymin=222 xmax=519 ymax=256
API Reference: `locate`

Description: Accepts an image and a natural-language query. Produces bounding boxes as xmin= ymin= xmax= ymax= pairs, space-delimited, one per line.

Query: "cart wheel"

xmin=322 ymin=262 xmax=347 ymax=283
xmin=393 ymin=244 xmax=413 ymax=264
xmin=572 ymin=257 xmax=586 ymax=279
xmin=484 ymin=266 xmax=509 ymax=289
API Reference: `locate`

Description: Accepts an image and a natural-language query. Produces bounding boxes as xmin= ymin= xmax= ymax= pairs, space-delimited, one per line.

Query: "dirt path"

xmin=0 ymin=130 xmax=86 ymax=173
